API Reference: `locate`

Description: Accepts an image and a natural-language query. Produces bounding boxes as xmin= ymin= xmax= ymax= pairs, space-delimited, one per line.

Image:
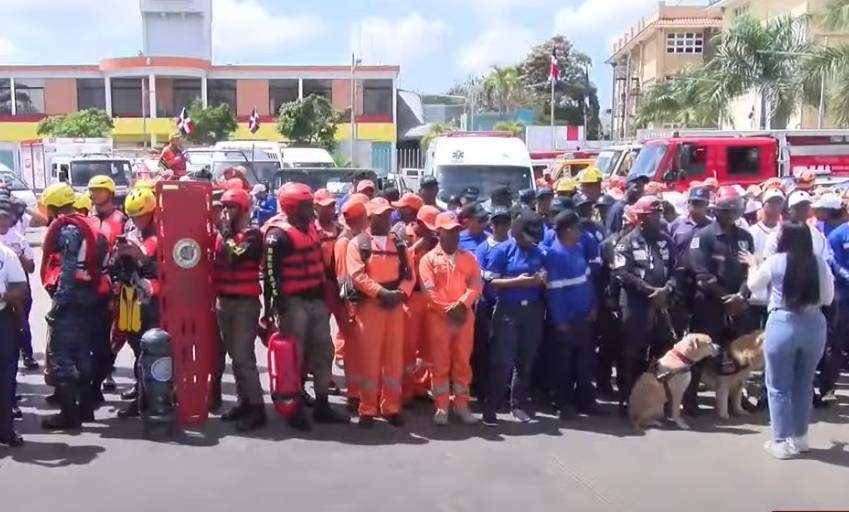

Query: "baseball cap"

xmin=813 ymin=193 xmax=843 ymax=210
xmin=417 ymin=205 xmax=440 ymax=231
xmin=462 ymin=186 xmax=480 ymax=200
xmin=788 ymin=190 xmax=812 ymax=208
xmin=762 ymin=188 xmax=785 ymax=203
xmin=420 ymin=175 xmax=438 ymax=188
xmin=535 ymin=186 xmax=554 ymax=198
xmin=356 ymin=180 xmax=375 ymax=193
xmin=744 ymin=199 xmax=761 ymax=215
xmin=313 ymin=188 xmax=336 ymax=206
xmin=572 ymin=193 xmax=594 ymax=207
xmin=435 ymin=211 xmax=462 ymax=230
xmin=490 ymin=184 xmax=511 ymax=198
xmin=342 ymin=199 xmax=367 ymax=218
xmin=393 ymin=192 xmax=423 ymax=211
xmin=460 ymin=201 xmax=489 ymax=221
xmin=491 ymin=206 xmax=511 ymax=221
xmin=367 ymin=197 xmax=393 ymax=216
xmin=688 ymin=186 xmax=711 ymax=203
xmin=251 ymin=183 xmax=266 ymax=196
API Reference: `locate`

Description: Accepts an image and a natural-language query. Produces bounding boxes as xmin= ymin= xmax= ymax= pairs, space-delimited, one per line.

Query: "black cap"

xmin=460 ymin=201 xmax=489 ymax=220
xmin=491 ymin=205 xmax=511 ymax=220
xmin=420 ymin=175 xmax=438 ymax=187
xmin=596 ymin=194 xmax=616 ymax=207
xmin=550 ymin=197 xmax=574 ymax=213
xmin=446 ymin=194 xmax=461 ymax=205
xmin=572 ymin=193 xmax=593 ymax=207
xmin=688 ymin=186 xmax=711 ymax=203
xmin=463 ymin=186 xmax=480 ymax=200
xmin=518 ymin=188 xmax=535 ymax=203
xmin=490 ymin=184 xmax=511 ymax=198
xmin=626 ymin=173 xmax=649 ymax=186
xmin=536 ymin=186 xmax=554 ymax=198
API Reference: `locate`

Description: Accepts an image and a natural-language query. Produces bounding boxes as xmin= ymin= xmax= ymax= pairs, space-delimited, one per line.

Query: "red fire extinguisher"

xmin=267 ymin=331 xmax=301 ymax=419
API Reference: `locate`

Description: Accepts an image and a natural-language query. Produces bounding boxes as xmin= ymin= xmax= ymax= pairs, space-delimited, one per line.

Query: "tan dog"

xmin=628 ymin=334 xmax=720 ymax=430
xmin=701 ymin=331 xmax=765 ymax=419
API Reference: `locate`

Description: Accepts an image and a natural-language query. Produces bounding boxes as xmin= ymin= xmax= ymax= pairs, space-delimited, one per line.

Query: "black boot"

xmin=287 ymin=405 xmax=312 ymax=432
xmin=236 ymin=404 xmax=267 ymax=432
xmin=45 ymin=390 xmax=60 ymax=405
xmin=41 ymin=385 xmax=81 ymax=431
xmin=221 ymin=400 xmax=249 ymax=422
xmin=121 ymin=384 xmax=138 ymax=401
xmin=12 ymin=405 xmax=22 ymax=419
xmin=313 ymin=395 xmax=349 ymax=424
xmin=78 ymin=386 xmax=95 ymax=423
xmin=22 ymin=356 xmax=39 ymax=371
xmin=117 ymin=400 xmax=140 ymax=418
xmin=102 ymin=375 xmax=116 ymax=392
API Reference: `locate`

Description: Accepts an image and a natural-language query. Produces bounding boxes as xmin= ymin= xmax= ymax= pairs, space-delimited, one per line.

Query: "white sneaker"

xmin=763 ymin=440 xmax=798 ymax=459
xmin=454 ymin=406 xmax=479 ymax=425
xmin=789 ymin=435 xmax=810 ymax=453
xmin=433 ymin=409 xmax=449 ymax=426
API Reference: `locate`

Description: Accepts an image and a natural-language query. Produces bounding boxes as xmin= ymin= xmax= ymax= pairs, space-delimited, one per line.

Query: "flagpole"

xmin=550 ymin=76 xmax=555 ymax=150
xmin=583 ymin=67 xmax=588 ymax=142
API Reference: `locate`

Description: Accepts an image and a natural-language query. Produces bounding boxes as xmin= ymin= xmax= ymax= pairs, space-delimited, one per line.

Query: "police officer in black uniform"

xmin=612 ymin=195 xmax=677 ymax=411
xmin=683 ymin=185 xmax=757 ymax=416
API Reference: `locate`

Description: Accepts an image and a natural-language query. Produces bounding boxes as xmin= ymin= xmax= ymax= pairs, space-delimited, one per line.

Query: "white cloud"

xmin=211 ymin=0 xmax=326 ymax=55
xmin=458 ymin=26 xmax=538 ymax=74
xmin=353 ymin=14 xmax=448 ymax=65
xmin=555 ymin=0 xmax=708 ymax=40
xmin=0 ymin=38 xmax=20 ymax=59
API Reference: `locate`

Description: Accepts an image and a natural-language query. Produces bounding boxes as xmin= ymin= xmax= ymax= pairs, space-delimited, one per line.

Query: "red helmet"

xmin=220 ymin=188 xmax=252 ymax=211
xmin=225 ymin=178 xmax=244 ymax=190
xmin=715 ymin=185 xmax=743 ymax=211
xmin=631 ymin=195 xmax=662 ymax=215
xmin=277 ymin=182 xmax=314 ymax=211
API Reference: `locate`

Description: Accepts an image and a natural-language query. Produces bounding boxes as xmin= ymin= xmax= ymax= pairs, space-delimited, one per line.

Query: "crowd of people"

xmin=0 ymin=163 xmax=842 ymax=462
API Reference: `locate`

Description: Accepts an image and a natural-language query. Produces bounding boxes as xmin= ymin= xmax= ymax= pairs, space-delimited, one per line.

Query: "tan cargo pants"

xmin=282 ymin=296 xmax=334 ymax=396
xmin=217 ymin=296 xmax=263 ymax=405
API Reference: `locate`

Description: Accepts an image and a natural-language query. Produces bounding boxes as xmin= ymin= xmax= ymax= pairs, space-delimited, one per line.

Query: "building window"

xmin=269 ymin=79 xmax=299 ymax=115
xmin=362 ymin=79 xmax=392 ymax=116
xmin=77 ymin=79 xmax=106 ymax=110
xmin=208 ymin=79 xmax=237 ymax=111
xmin=0 ymin=79 xmax=11 ymax=115
xmin=666 ymin=32 xmax=704 ymax=54
xmin=111 ymin=78 xmax=144 ymax=117
xmin=733 ymin=4 xmax=750 ymax=17
xmin=727 ymin=146 xmax=761 ymax=175
xmin=15 ymin=79 xmax=45 ymax=114
xmin=172 ymin=78 xmax=202 ymax=117
xmin=302 ymin=79 xmax=331 ymax=99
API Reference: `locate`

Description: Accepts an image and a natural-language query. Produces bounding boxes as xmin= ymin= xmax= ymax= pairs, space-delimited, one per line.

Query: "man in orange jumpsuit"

xmin=419 ymin=211 xmax=483 ymax=425
xmin=333 ymin=194 xmax=370 ymax=410
xmin=392 ymin=193 xmax=423 ymax=240
xmin=346 ymin=197 xmax=414 ymax=428
xmin=402 ymin=205 xmax=440 ymax=404
xmin=313 ymin=188 xmax=344 ymax=395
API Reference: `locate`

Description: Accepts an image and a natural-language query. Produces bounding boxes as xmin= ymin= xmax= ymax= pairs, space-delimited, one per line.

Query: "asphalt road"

xmin=2 ymin=236 xmax=849 ymax=512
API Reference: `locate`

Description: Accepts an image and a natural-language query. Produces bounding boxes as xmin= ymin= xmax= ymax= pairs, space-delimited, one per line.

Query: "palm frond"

xmin=815 ymin=0 xmax=849 ymax=31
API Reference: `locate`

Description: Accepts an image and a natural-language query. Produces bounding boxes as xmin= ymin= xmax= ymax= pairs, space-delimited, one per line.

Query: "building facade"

xmin=607 ymin=1 xmax=723 ymax=139
xmin=710 ymin=0 xmax=849 ymax=130
xmin=0 ymin=0 xmax=399 ymax=159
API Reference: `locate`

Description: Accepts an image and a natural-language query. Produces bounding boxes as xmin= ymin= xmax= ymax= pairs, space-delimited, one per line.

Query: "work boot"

xmin=0 ymin=432 xmax=24 ymax=447
xmin=102 ymin=375 xmax=116 ymax=392
xmin=313 ymin=396 xmax=349 ymax=424
xmin=11 ymin=405 xmax=22 ymax=419
xmin=121 ymin=384 xmax=138 ymax=401
xmin=385 ymin=413 xmax=405 ymax=427
xmin=346 ymin=397 xmax=360 ymax=414
xmin=287 ymin=407 xmax=312 ymax=432
xmin=236 ymin=405 xmax=267 ymax=432
xmin=117 ymin=400 xmax=140 ymax=418
xmin=358 ymin=415 xmax=375 ymax=429
xmin=41 ymin=385 xmax=81 ymax=431
xmin=221 ymin=400 xmax=249 ymax=422
xmin=21 ymin=356 xmax=39 ymax=371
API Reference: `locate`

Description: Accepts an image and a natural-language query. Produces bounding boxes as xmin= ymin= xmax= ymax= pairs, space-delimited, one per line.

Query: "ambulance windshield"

xmin=436 ymin=165 xmax=533 ymax=199
xmin=69 ymin=160 xmax=132 ymax=187
xmin=627 ymin=143 xmax=668 ymax=182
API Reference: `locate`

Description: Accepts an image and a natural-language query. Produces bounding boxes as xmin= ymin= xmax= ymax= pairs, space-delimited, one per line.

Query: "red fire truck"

xmin=627 ymin=129 xmax=849 ymax=188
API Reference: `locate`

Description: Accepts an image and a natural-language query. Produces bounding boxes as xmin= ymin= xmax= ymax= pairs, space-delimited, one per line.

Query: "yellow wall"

xmin=0 ymin=119 xmax=396 ymax=143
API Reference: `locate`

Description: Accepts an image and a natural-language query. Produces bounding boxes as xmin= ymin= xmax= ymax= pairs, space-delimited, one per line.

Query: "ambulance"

xmin=18 ymin=137 xmax=114 ymax=191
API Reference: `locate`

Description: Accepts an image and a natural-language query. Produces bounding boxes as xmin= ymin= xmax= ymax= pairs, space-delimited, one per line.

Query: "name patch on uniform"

xmin=738 ymin=240 xmax=749 ymax=251
xmin=660 ymin=248 xmax=669 ymax=260
xmin=690 ymin=237 xmax=700 ymax=249
xmin=657 ymin=240 xmax=666 ymax=248
xmin=633 ymin=249 xmax=648 ymax=260
xmin=614 ymin=253 xmax=626 ymax=268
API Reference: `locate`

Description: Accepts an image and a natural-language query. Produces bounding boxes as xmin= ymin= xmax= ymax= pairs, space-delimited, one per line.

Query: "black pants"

xmin=470 ymin=299 xmax=493 ymax=400
xmin=818 ymin=300 xmax=844 ymax=394
xmin=594 ymin=303 xmax=621 ymax=391
xmin=90 ymin=297 xmax=114 ymax=391
xmin=618 ymin=300 xmax=675 ymax=405
xmin=16 ymin=293 xmax=33 ymax=360
xmin=551 ymin=319 xmax=596 ymax=410
xmin=0 ymin=309 xmax=18 ymax=437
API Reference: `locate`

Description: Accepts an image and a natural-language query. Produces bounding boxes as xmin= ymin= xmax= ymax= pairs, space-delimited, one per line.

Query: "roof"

xmin=607 ymin=17 xmax=723 ymax=63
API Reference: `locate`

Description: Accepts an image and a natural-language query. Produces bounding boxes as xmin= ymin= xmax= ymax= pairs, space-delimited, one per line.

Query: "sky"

xmin=0 ymin=0 xmax=710 ymax=110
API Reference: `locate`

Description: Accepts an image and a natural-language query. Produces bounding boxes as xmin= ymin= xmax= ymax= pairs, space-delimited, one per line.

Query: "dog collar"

xmin=671 ymin=348 xmax=695 ymax=366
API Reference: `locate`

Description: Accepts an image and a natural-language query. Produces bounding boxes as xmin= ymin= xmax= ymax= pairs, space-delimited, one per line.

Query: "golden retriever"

xmin=628 ymin=334 xmax=720 ymax=430
xmin=700 ymin=331 xmax=765 ymax=420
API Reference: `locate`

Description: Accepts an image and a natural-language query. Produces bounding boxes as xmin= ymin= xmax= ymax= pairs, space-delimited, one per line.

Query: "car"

xmin=0 ymin=168 xmax=39 ymax=210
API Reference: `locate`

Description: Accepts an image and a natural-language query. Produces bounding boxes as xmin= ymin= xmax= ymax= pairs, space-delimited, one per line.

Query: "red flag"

xmin=549 ymin=48 xmax=560 ymax=82
xmin=177 ymin=107 xmax=194 ymax=135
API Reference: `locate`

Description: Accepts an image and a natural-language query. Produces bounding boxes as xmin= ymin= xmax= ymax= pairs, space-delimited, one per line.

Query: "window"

xmin=733 ymin=4 xmax=750 ymax=17
xmin=363 ymin=79 xmax=392 ymax=116
xmin=0 ymin=79 xmax=11 ymax=115
xmin=269 ymin=79 xmax=299 ymax=115
xmin=727 ymin=146 xmax=761 ymax=175
xmin=208 ymin=79 xmax=237 ymax=111
xmin=111 ymin=78 xmax=144 ymax=116
xmin=680 ymin=144 xmax=707 ymax=177
xmin=171 ymin=78 xmax=201 ymax=117
xmin=77 ymin=79 xmax=106 ymax=110
xmin=302 ymin=79 xmax=331 ymax=99
xmin=666 ymin=32 xmax=704 ymax=54
xmin=15 ymin=79 xmax=45 ymax=114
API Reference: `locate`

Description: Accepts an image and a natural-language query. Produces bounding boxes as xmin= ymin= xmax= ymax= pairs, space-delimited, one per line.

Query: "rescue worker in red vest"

xmin=263 ymin=182 xmax=349 ymax=431
xmin=113 ymin=188 xmax=161 ymax=418
xmin=346 ymin=197 xmax=415 ymax=427
xmin=39 ymin=182 xmax=107 ymax=430
xmin=314 ymin=188 xmax=346 ymax=395
xmin=213 ymin=188 xmax=266 ymax=431
xmin=88 ymin=175 xmax=128 ymax=394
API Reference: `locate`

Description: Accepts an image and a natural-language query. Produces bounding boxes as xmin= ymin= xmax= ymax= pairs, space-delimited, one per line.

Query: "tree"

xmin=184 ymin=98 xmax=238 ymax=145
xmin=276 ymin=94 xmax=344 ymax=152
xmin=421 ymin=122 xmax=458 ymax=151
xmin=635 ymin=65 xmax=731 ymax=129
xmin=800 ymin=0 xmax=849 ymax=125
xmin=492 ymin=120 xmax=524 ymax=137
xmin=36 ymin=108 xmax=114 ymax=137
xmin=483 ymin=65 xmax=525 ymax=117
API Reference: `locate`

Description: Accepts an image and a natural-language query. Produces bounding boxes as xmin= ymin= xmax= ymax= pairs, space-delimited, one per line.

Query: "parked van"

xmin=281 ymin=147 xmax=336 ymax=168
xmin=214 ymin=140 xmax=285 ymax=163
xmin=423 ymin=131 xmax=534 ymax=205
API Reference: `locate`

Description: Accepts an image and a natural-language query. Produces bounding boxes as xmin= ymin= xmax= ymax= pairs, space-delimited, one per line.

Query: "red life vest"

xmin=262 ymin=218 xmax=325 ymax=296
xmin=40 ymin=213 xmax=102 ymax=292
xmin=212 ymin=229 xmax=262 ymax=296
xmin=93 ymin=209 xmax=126 ymax=249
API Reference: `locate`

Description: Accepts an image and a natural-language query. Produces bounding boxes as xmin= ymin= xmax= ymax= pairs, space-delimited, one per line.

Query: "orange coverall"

xmin=346 ymin=231 xmax=414 ymax=417
xmin=317 ymin=221 xmax=350 ymax=361
xmin=403 ymin=235 xmax=434 ymax=402
xmin=418 ymin=246 xmax=483 ymax=411
xmin=333 ymin=234 xmax=360 ymax=400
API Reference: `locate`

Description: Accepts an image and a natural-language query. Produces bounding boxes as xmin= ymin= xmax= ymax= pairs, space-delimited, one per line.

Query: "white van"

xmin=214 ymin=140 xmax=285 ymax=163
xmin=281 ymin=147 xmax=336 ymax=168
xmin=423 ymin=131 xmax=535 ymax=204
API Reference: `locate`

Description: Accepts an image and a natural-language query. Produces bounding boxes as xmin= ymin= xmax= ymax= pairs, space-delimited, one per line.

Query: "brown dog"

xmin=701 ymin=331 xmax=765 ymax=419
xmin=628 ymin=334 xmax=720 ymax=430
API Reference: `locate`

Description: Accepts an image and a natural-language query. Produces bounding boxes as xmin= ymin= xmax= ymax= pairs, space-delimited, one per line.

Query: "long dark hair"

xmin=776 ymin=221 xmax=820 ymax=309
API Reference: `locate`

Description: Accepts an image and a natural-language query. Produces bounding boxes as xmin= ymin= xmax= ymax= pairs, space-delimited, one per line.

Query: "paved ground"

xmin=2 ymin=235 xmax=849 ymax=511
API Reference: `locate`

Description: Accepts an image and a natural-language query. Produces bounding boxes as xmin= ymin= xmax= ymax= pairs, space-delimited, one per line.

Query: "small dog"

xmin=629 ymin=334 xmax=720 ymax=430
xmin=701 ymin=331 xmax=765 ymax=419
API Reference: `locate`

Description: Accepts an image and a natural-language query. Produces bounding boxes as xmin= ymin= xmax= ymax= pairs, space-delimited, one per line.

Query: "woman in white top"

xmin=744 ymin=221 xmax=834 ymax=459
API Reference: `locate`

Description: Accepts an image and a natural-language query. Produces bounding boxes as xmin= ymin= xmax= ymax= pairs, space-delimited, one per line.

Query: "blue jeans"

xmin=765 ymin=309 xmax=827 ymax=441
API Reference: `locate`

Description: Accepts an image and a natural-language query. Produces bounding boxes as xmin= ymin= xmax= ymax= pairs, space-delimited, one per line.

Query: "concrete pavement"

xmin=2 ymin=241 xmax=849 ymax=512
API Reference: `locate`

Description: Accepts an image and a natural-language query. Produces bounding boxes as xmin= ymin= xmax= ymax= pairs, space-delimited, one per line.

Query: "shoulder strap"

xmin=356 ymin=232 xmax=372 ymax=262
xmin=389 ymin=231 xmax=413 ymax=281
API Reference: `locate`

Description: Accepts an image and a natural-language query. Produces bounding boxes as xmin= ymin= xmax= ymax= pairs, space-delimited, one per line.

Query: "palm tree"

xmin=710 ymin=14 xmax=810 ymax=128
xmin=635 ymin=65 xmax=729 ymax=128
xmin=492 ymin=120 xmax=524 ymax=136
xmin=421 ymin=122 xmax=458 ymax=151
xmin=799 ymin=0 xmax=849 ymax=125
xmin=484 ymin=65 xmax=522 ymax=117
